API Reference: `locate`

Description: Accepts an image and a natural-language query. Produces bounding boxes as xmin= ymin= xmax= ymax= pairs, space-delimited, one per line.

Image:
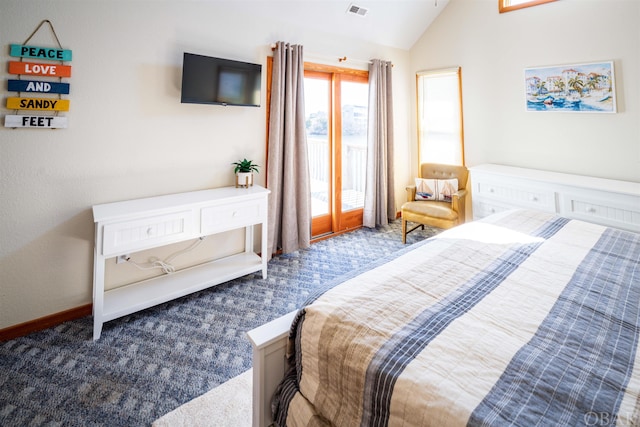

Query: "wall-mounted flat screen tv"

xmin=180 ymin=52 xmax=262 ymax=107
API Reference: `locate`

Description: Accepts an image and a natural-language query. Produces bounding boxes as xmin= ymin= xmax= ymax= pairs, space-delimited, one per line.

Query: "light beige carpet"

xmin=153 ymin=369 xmax=252 ymax=427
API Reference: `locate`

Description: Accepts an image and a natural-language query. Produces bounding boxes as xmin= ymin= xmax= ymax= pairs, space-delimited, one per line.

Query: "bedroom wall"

xmin=0 ymin=1 xmax=413 ymax=329
xmin=410 ymin=0 xmax=640 ymax=183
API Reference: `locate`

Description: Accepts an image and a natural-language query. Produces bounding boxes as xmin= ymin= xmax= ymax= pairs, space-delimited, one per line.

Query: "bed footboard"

xmin=247 ymin=310 xmax=297 ymax=427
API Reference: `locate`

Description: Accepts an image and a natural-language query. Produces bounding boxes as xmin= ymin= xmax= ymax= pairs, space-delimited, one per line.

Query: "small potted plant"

xmin=233 ymin=158 xmax=260 ymax=188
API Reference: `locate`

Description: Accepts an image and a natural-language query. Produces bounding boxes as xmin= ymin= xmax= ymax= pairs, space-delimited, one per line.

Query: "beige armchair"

xmin=401 ymin=163 xmax=469 ymax=243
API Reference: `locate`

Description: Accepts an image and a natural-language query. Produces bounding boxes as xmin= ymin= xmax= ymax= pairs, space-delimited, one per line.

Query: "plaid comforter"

xmin=272 ymin=210 xmax=640 ymax=426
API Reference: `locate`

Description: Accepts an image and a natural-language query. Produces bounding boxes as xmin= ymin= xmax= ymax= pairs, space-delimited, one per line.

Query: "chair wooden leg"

xmin=402 ymin=218 xmax=407 ymax=244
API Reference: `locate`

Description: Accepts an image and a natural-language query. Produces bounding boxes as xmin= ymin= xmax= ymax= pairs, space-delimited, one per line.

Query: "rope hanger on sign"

xmin=22 ymin=19 xmax=64 ymax=49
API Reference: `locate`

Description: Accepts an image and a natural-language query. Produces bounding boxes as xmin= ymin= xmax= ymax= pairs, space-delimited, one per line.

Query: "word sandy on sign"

xmin=10 ymin=44 xmax=72 ymax=61
xmin=8 ymin=61 xmax=72 ymax=78
xmin=8 ymin=79 xmax=70 ymax=95
xmin=4 ymin=115 xmax=68 ymax=129
xmin=6 ymin=97 xmax=70 ymax=111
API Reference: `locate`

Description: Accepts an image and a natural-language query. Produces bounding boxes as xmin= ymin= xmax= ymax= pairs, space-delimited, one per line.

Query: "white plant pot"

xmin=236 ymin=172 xmax=254 ymax=188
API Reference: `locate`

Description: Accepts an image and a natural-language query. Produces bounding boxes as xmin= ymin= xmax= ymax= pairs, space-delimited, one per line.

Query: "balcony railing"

xmin=308 ymin=135 xmax=366 ymax=213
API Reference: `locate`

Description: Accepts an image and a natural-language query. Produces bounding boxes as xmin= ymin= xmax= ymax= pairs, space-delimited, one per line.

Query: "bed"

xmin=247 ymin=209 xmax=640 ymax=427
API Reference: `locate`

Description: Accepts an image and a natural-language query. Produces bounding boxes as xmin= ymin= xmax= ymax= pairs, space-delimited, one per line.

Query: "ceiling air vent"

xmin=347 ymin=4 xmax=369 ymax=17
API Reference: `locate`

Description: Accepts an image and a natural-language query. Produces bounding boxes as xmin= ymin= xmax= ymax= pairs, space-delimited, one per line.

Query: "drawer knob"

xmin=587 ymin=207 xmax=597 ymax=213
xmin=531 ymin=196 xmax=538 ymax=202
xmin=147 ymin=227 xmax=154 ymax=235
xmin=232 ymin=211 xmax=238 ymax=217
xmin=489 ymin=188 xmax=495 ymax=193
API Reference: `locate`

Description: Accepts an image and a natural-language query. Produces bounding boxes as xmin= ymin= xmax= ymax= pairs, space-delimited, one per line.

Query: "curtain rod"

xmin=270 ymin=44 xmax=392 ymax=67
xmin=310 ymin=54 xmax=393 ymax=67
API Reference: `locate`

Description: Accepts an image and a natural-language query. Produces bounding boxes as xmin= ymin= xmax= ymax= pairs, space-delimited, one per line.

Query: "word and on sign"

xmin=8 ymin=79 xmax=70 ymax=95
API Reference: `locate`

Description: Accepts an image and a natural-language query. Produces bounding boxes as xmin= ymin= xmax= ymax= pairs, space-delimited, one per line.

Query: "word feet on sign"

xmin=4 ymin=115 xmax=68 ymax=129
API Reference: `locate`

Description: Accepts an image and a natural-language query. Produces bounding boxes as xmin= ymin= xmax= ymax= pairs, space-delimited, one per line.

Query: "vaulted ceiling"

xmin=243 ymin=0 xmax=450 ymax=50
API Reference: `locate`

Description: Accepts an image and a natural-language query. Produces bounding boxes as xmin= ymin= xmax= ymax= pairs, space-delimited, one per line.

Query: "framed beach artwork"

xmin=525 ymin=61 xmax=616 ymax=113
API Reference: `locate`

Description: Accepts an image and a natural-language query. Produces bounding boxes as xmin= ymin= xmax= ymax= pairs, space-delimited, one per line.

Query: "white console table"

xmin=469 ymin=164 xmax=640 ymax=233
xmin=91 ymin=185 xmax=270 ymax=340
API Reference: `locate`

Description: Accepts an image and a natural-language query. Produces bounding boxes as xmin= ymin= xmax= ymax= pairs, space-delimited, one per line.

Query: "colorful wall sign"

xmin=4 ymin=29 xmax=73 ymax=130
xmin=10 ymin=44 xmax=72 ymax=61
xmin=8 ymin=79 xmax=70 ymax=94
xmin=6 ymin=97 xmax=70 ymax=111
xmin=8 ymin=61 xmax=72 ymax=78
xmin=4 ymin=115 xmax=68 ymax=129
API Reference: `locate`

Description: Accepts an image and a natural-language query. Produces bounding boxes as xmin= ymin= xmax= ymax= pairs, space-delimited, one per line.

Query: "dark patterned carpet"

xmin=0 ymin=221 xmax=439 ymax=426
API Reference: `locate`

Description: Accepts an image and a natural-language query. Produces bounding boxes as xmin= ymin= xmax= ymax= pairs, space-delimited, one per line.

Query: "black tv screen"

xmin=180 ymin=52 xmax=262 ymax=107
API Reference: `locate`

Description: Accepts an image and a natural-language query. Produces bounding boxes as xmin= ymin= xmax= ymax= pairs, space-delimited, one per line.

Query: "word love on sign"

xmin=10 ymin=44 xmax=72 ymax=61
xmin=6 ymin=97 xmax=70 ymax=111
xmin=4 ymin=115 xmax=68 ymax=129
xmin=8 ymin=61 xmax=72 ymax=78
xmin=8 ymin=79 xmax=70 ymax=95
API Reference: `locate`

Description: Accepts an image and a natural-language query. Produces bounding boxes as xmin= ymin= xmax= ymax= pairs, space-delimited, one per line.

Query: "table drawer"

xmin=474 ymin=176 xmax=556 ymax=212
xmin=201 ymin=199 xmax=265 ymax=234
xmin=102 ymin=210 xmax=194 ymax=257
xmin=559 ymin=190 xmax=640 ymax=233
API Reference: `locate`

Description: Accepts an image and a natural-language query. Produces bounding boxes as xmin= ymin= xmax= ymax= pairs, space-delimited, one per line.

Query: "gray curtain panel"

xmin=266 ymin=41 xmax=311 ymax=259
xmin=364 ymin=59 xmax=395 ymax=228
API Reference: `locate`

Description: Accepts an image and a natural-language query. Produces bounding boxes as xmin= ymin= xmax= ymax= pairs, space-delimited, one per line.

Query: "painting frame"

xmin=524 ymin=61 xmax=617 ymax=113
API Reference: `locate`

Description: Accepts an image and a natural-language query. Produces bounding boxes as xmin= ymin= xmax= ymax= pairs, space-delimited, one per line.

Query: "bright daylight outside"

xmin=305 ymin=78 xmax=368 ymax=217
xmin=417 ymin=69 xmax=463 ymax=166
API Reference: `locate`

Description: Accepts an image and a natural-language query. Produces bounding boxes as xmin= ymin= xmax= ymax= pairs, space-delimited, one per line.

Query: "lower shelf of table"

xmin=100 ymin=251 xmax=264 ymax=324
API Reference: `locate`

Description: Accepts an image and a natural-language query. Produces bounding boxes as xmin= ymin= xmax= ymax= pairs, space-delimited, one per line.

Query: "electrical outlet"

xmin=116 ymin=254 xmax=130 ymax=264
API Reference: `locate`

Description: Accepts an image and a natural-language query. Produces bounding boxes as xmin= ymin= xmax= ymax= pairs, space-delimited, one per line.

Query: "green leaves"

xmin=232 ymin=158 xmax=260 ymax=174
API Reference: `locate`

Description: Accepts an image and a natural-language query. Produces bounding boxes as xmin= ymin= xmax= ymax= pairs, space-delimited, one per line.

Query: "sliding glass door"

xmin=304 ymin=65 xmax=368 ymax=237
